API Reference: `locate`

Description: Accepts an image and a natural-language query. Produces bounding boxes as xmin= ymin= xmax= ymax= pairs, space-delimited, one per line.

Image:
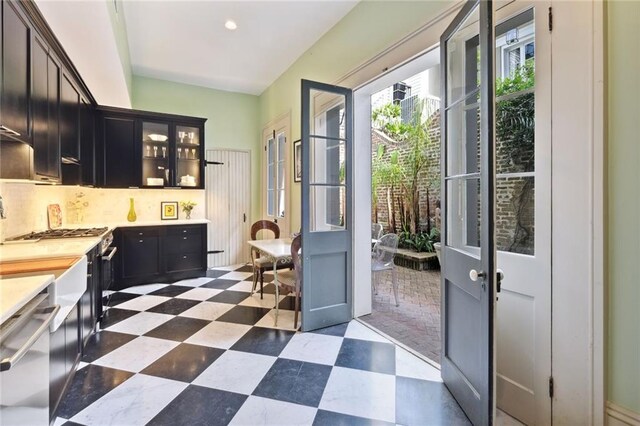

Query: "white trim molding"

xmin=607 ymin=402 xmax=640 ymax=426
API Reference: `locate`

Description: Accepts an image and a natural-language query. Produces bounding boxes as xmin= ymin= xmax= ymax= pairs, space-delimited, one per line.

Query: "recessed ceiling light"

xmin=225 ymin=20 xmax=237 ymax=30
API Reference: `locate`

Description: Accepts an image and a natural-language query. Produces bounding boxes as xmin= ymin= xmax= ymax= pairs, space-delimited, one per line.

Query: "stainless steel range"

xmin=5 ymin=227 xmax=109 ymax=242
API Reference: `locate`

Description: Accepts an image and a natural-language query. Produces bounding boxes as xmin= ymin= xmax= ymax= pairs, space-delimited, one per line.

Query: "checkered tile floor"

xmin=54 ymin=264 xmax=470 ymax=426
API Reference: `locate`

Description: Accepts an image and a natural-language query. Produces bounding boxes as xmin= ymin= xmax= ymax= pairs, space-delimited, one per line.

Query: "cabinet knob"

xmin=139 ymin=232 xmax=143 ymax=236
xmin=183 ymin=255 xmax=187 ymax=259
xmin=183 ymin=237 xmax=187 ymax=240
xmin=139 ymin=240 xmax=144 ymax=243
xmin=183 ymin=230 xmax=187 ymax=233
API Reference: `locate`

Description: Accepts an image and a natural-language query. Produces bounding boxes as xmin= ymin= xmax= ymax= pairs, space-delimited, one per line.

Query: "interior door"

xmin=440 ymin=1 xmax=497 ymax=425
xmin=206 ymin=149 xmax=250 ymax=267
xmin=300 ymin=79 xmax=353 ymax=332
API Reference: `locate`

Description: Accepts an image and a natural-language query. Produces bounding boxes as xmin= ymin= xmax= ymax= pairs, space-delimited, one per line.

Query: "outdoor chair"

xmin=371 ymin=233 xmax=400 ymax=306
xmin=250 ymin=220 xmax=293 ymax=299
xmin=371 ymin=223 xmax=383 ymax=241
xmin=274 ymin=234 xmax=302 ymax=329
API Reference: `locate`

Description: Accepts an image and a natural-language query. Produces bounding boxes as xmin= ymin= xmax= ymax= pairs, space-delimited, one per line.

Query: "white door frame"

xmin=262 ymin=113 xmax=292 ymax=236
xmin=349 ymin=1 xmax=605 ymax=423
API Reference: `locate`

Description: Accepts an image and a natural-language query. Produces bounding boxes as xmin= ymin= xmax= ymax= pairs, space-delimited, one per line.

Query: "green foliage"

xmin=372 ymin=103 xmax=412 ymax=141
xmin=496 ymin=59 xmax=535 ymax=171
xmin=400 ymin=227 xmax=441 ymax=253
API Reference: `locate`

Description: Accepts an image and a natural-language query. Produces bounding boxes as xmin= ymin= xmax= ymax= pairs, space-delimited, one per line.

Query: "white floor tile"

xmin=185 ymin=321 xmax=251 ymax=349
xmin=115 ymin=295 xmax=170 ymax=312
xmin=175 ymin=287 xmax=222 ymax=301
xmin=218 ymin=271 xmax=254 ymax=281
xmin=71 ymin=374 xmax=187 ymax=426
xmin=178 ymin=301 xmax=233 ymax=321
xmin=93 ymin=336 xmax=179 ymax=373
xmin=227 ymin=281 xmax=256 ymax=293
xmin=254 ymin=309 xmax=299 ymax=331
xmin=193 ymin=350 xmax=276 ymax=395
xmin=229 ymin=395 xmax=317 ymax=426
xmin=238 ymin=293 xmax=282 ymax=309
xmin=105 ymin=311 xmax=173 ymax=336
xmin=279 ymin=332 xmax=343 ymax=366
xmin=345 ymin=321 xmax=391 ymax=343
xmin=213 ymin=264 xmax=246 ymax=271
xmin=173 ymin=277 xmax=216 ymax=287
xmin=53 ymin=417 xmax=66 ymax=426
xmin=319 ymin=366 xmax=396 ymax=423
xmin=395 ymin=346 xmax=442 ymax=382
xmin=119 ymin=283 xmax=169 ymax=295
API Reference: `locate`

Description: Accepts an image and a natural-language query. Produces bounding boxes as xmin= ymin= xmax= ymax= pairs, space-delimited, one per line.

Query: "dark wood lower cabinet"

xmin=49 ymin=304 xmax=81 ymax=421
xmin=114 ymin=224 xmax=207 ymax=289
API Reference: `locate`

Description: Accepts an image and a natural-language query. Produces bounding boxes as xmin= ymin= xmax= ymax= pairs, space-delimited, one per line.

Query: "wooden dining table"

xmin=246 ymin=238 xmax=293 ymax=326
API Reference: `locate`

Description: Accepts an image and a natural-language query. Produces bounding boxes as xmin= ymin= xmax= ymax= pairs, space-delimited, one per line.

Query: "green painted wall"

xmin=259 ymin=0 xmax=453 ymax=231
xmin=132 ymin=76 xmax=261 ymax=222
xmin=607 ymin=0 xmax=640 ymax=413
xmin=106 ymin=0 xmax=132 ymax=103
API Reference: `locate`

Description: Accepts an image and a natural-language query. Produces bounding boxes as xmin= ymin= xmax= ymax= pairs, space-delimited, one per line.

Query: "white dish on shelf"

xmin=148 ymin=134 xmax=168 ymax=142
xmin=146 ymin=178 xmax=164 ymax=186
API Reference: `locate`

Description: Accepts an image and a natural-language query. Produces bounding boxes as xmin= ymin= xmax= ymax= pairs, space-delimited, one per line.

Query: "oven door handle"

xmin=103 ymin=246 xmax=118 ymax=261
xmin=0 ymin=304 xmax=60 ymax=372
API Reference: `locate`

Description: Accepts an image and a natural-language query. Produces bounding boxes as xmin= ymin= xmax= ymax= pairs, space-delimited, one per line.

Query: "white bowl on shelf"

xmin=146 ymin=177 xmax=164 ymax=186
xmin=148 ymin=134 xmax=168 ymax=142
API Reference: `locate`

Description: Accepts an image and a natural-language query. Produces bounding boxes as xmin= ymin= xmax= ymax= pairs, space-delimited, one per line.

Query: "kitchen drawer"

xmin=166 ymin=225 xmax=202 ymax=237
xmin=165 ymin=233 xmax=202 ymax=254
xmin=166 ymin=252 xmax=203 ymax=273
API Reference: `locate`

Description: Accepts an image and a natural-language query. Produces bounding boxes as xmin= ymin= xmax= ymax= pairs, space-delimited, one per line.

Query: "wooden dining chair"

xmin=250 ymin=220 xmax=293 ymax=299
xmin=275 ymin=234 xmax=302 ymax=329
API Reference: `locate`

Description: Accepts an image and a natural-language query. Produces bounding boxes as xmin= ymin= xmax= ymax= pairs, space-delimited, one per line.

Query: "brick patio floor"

xmin=359 ymin=267 xmax=442 ymax=363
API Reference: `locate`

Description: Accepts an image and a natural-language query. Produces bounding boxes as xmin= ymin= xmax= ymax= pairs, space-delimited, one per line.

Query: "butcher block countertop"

xmin=0 ymin=275 xmax=55 ymax=324
xmin=0 ymin=257 xmax=81 ymax=276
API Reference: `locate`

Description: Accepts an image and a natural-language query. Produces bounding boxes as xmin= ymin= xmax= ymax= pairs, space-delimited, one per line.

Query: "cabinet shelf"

xmin=178 ymin=158 xmax=199 ymax=162
xmin=143 ymin=156 xmax=169 ymax=160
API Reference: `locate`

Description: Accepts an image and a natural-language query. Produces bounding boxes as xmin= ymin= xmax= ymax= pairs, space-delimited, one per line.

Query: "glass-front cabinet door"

xmin=141 ymin=121 xmax=170 ymax=187
xmin=175 ymin=125 xmax=201 ymax=187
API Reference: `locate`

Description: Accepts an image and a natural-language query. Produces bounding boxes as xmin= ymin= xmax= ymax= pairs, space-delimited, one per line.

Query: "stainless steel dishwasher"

xmin=0 ymin=294 xmax=59 ymax=425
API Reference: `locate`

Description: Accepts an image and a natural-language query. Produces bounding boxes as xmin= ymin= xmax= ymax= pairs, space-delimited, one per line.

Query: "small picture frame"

xmin=293 ymin=140 xmax=302 ymax=183
xmin=161 ymin=201 xmax=179 ymax=220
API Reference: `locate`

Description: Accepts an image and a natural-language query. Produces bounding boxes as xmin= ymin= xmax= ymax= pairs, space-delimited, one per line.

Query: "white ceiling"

xmin=122 ymin=1 xmax=358 ymax=95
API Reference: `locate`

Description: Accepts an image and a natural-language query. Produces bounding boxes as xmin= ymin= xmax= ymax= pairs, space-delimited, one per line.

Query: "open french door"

xmin=440 ymin=1 xmax=497 ymax=425
xmin=300 ymin=79 xmax=353 ymax=332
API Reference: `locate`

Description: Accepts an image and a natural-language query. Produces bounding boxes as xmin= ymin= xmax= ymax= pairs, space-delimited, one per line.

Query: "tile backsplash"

xmin=0 ymin=182 xmax=205 ymax=241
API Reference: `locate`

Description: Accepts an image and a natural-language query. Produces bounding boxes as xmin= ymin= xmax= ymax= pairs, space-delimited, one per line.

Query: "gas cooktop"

xmin=6 ymin=227 xmax=109 ymax=242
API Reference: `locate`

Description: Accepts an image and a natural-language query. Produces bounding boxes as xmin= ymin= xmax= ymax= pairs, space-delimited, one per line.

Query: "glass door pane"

xmin=176 ymin=125 xmax=200 ymax=187
xmin=142 ymin=121 xmax=169 ymax=187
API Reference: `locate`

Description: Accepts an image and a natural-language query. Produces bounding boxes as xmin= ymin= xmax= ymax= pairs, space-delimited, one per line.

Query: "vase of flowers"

xmin=180 ymin=201 xmax=197 ymax=219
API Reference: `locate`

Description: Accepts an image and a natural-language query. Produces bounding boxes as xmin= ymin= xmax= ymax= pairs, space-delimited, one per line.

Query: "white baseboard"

xmin=608 ymin=402 xmax=640 ymax=426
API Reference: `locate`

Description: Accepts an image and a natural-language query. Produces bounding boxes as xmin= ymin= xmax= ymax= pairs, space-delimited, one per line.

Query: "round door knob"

xmin=469 ymin=269 xmax=486 ymax=282
xmin=497 ymin=268 xmax=505 ymax=281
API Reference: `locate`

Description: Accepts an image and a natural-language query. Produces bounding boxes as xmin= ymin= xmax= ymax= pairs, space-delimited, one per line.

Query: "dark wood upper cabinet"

xmin=100 ymin=114 xmax=138 ymax=188
xmin=32 ymin=34 xmax=60 ymax=181
xmin=1 ymin=1 xmax=31 ymax=142
xmin=80 ymin=97 xmax=95 ymax=185
xmin=60 ymin=74 xmax=80 ymax=161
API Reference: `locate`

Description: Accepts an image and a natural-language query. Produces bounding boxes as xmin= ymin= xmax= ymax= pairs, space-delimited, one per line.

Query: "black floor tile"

xmin=310 ymin=322 xmax=349 ymax=337
xmin=206 ymin=270 xmax=228 ymax=279
xmin=81 ymin=330 xmax=137 ymax=363
xmin=208 ymin=290 xmax=251 ymax=305
xmin=243 ymin=273 xmax=274 ymax=283
xmin=62 ymin=422 xmax=86 ymax=426
xmin=335 ymin=338 xmax=396 ymax=375
xmin=230 ymin=326 xmax=295 ymax=356
xmin=56 ymin=365 xmax=133 ymax=419
xmin=141 ymin=343 xmax=224 ymax=382
xmin=148 ymin=385 xmax=247 ymax=426
xmin=313 ymin=410 xmax=395 ymax=426
xmin=216 ymin=306 xmax=271 ymax=326
xmin=100 ymin=308 xmax=138 ymax=329
xmin=234 ymin=265 xmax=254 ymax=273
xmin=278 ymin=295 xmax=298 ymax=310
xmin=395 ymin=376 xmax=471 ymax=426
xmin=148 ymin=285 xmax=192 ymax=297
xmin=147 ymin=298 xmax=200 ymax=315
xmin=253 ymin=358 xmax=332 ymax=407
xmin=104 ymin=292 xmax=139 ymax=307
xmin=145 ymin=316 xmax=210 ymax=342
xmin=201 ymin=279 xmax=241 ymax=290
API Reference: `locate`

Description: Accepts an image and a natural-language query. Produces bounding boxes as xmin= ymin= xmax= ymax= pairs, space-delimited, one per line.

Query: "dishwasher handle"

xmin=0 ymin=304 xmax=60 ymax=372
xmin=102 ymin=246 xmax=118 ymax=261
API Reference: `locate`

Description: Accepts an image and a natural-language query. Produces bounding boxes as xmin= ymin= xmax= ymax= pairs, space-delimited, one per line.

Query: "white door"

xmin=262 ymin=117 xmax=290 ymax=236
xmin=493 ymin=2 xmax=551 ymax=424
xmin=206 ymin=149 xmax=251 ymax=267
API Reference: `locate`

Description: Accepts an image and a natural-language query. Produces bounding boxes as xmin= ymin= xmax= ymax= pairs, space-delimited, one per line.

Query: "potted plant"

xmin=180 ymin=201 xmax=197 ymax=219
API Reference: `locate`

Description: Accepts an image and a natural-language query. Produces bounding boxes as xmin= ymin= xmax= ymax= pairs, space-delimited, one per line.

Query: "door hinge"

xmin=548 ymin=376 xmax=554 ymax=398
xmin=548 ymin=7 xmax=553 ymax=32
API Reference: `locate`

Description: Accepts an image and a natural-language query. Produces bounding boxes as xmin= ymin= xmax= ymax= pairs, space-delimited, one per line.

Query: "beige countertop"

xmin=0 ymin=274 xmax=55 ymax=324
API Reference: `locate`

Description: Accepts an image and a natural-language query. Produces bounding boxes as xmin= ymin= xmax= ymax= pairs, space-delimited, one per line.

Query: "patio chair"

xmin=371 ymin=233 xmax=400 ymax=307
xmin=371 ymin=223 xmax=383 ymax=241
xmin=274 ymin=234 xmax=302 ymax=329
xmin=250 ymin=220 xmax=293 ymax=299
